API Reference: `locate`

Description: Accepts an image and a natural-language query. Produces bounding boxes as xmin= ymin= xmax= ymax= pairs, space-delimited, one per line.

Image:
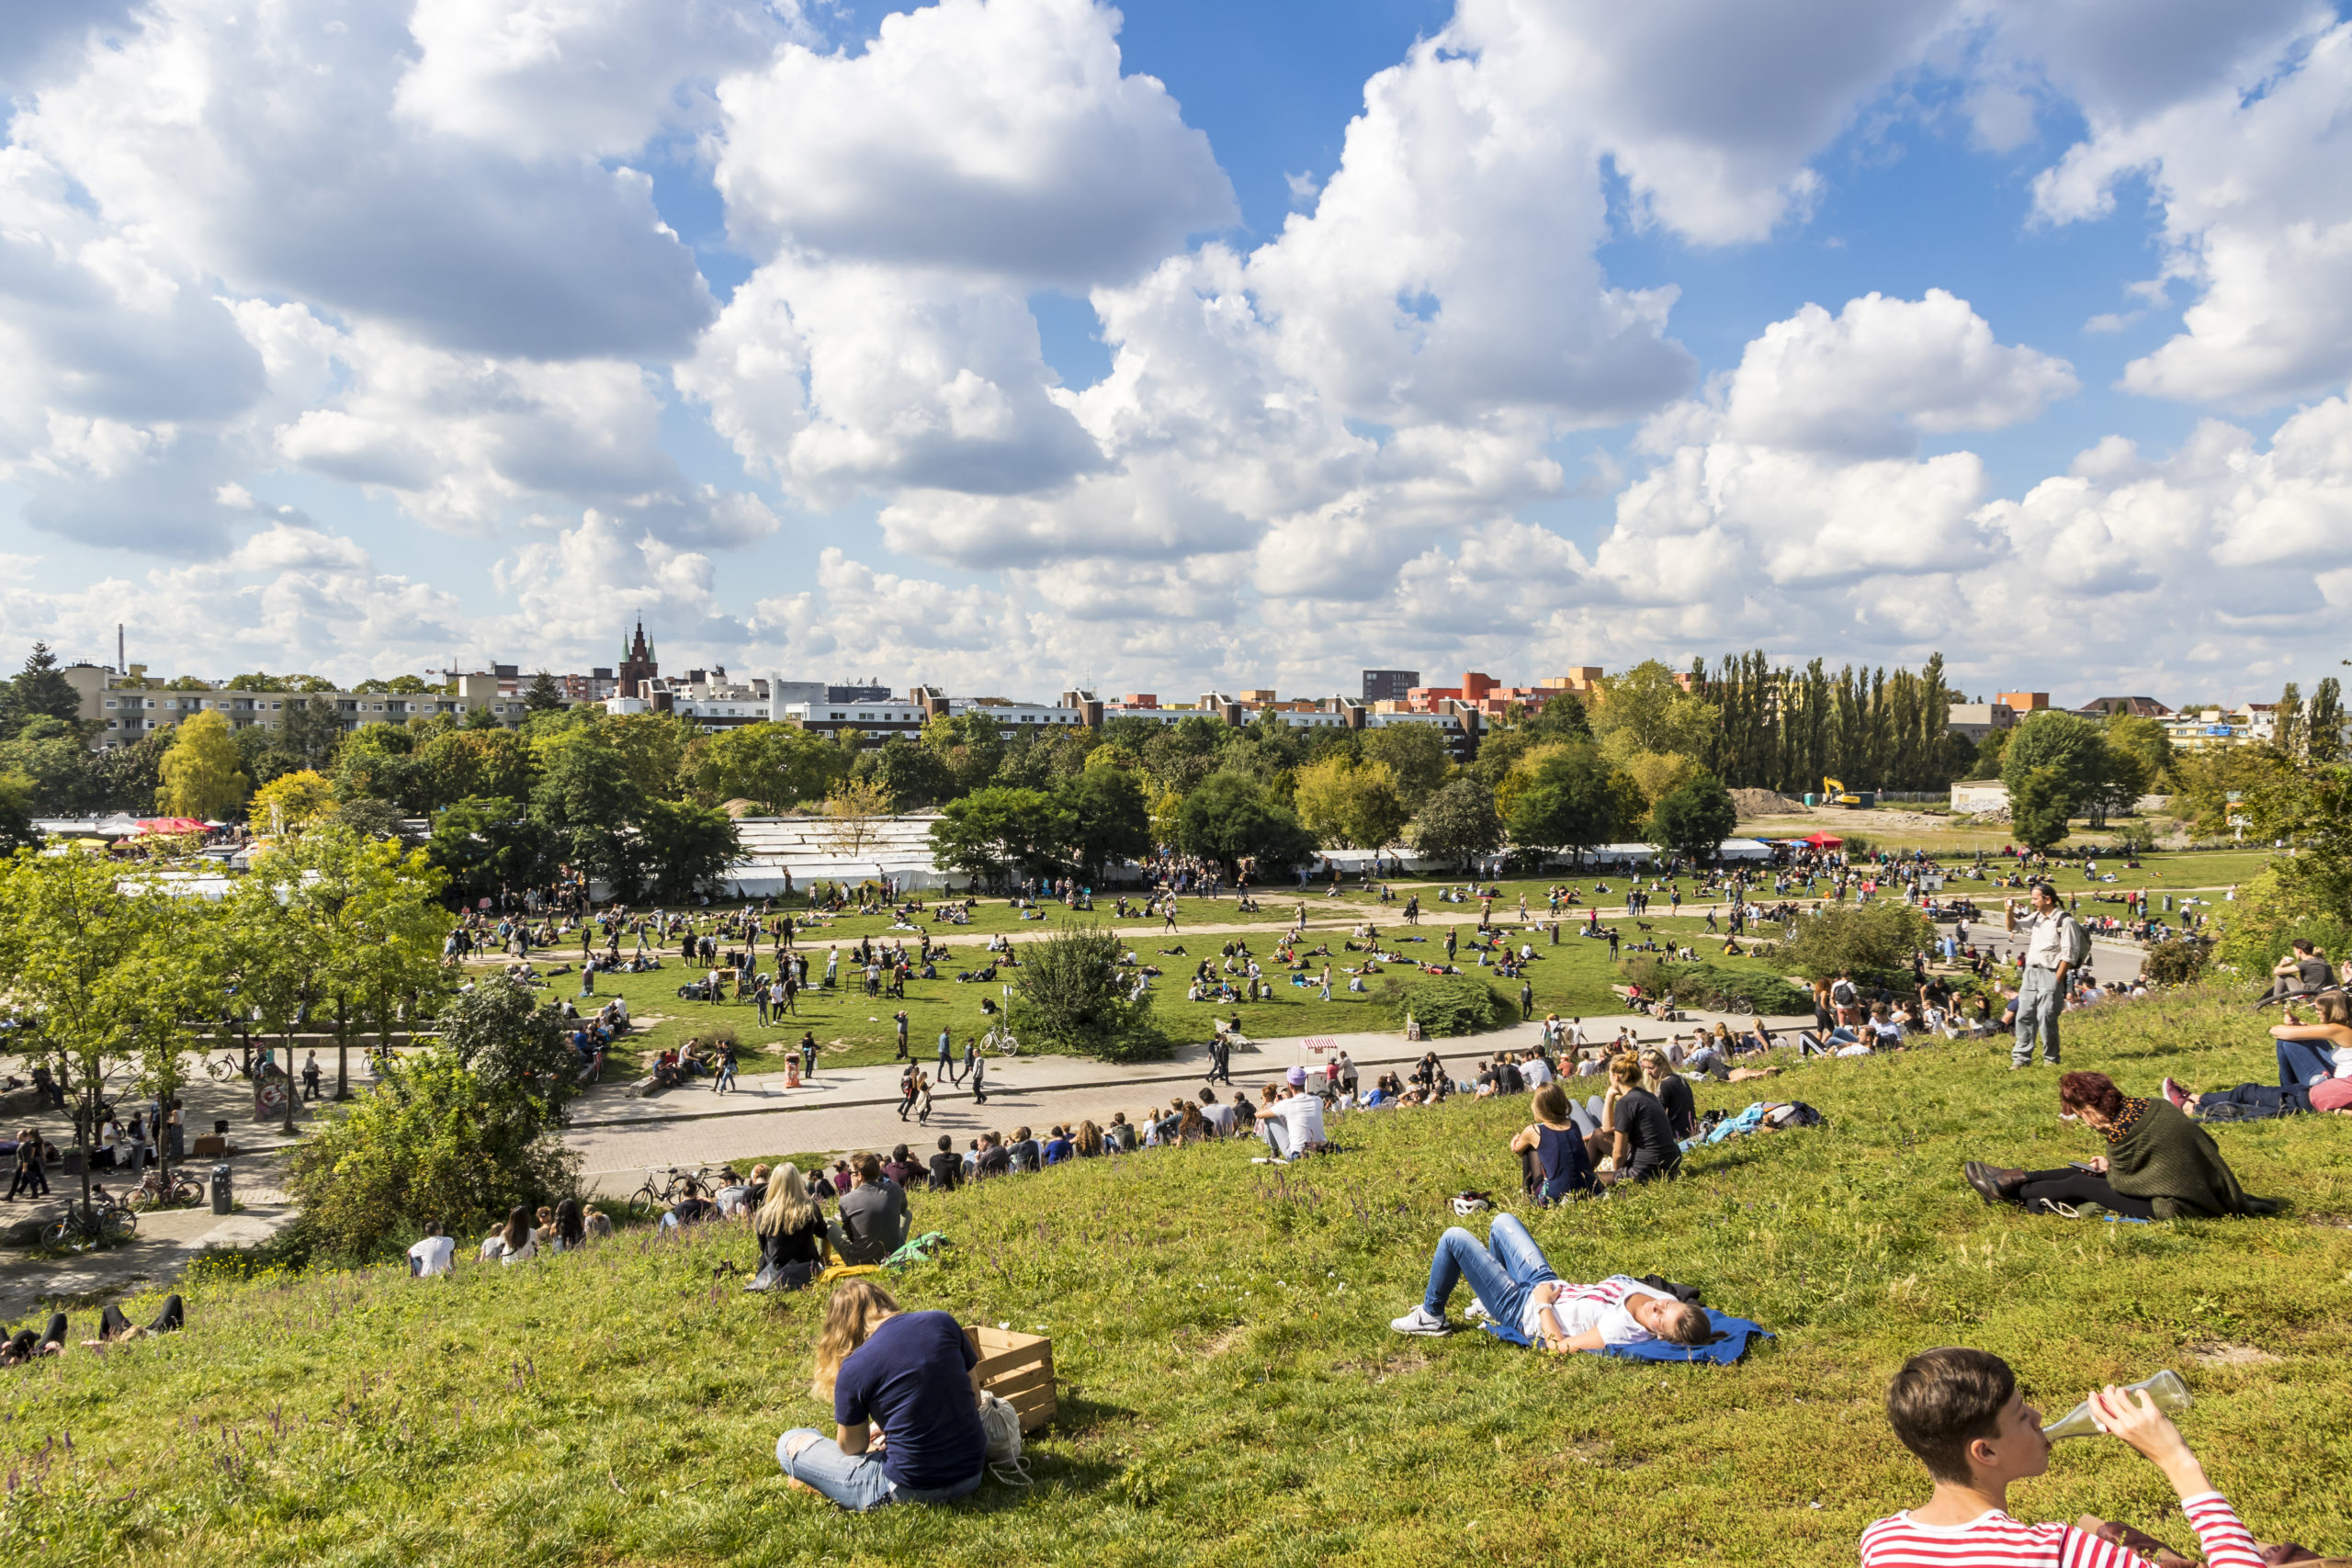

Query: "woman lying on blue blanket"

xmin=1388 ymin=1213 xmax=1712 ymax=1351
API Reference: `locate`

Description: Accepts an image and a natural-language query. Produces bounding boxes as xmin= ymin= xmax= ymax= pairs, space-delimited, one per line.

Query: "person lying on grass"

xmin=779 ymin=1279 xmax=986 ymax=1511
xmin=1963 ymin=1070 xmax=2282 ymax=1221
xmin=1860 ymin=1347 xmax=2264 ymax=1568
xmin=1388 ymin=1213 xmax=1710 ymax=1350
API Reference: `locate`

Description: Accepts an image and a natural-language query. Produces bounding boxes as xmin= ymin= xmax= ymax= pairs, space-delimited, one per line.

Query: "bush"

xmin=1781 ymin=901 xmax=1934 ymax=980
xmin=1618 ymin=958 xmax=1809 ymax=1015
xmin=1379 ymin=973 xmax=1511 ymax=1037
xmin=1007 ymin=923 xmax=1168 ymax=1063
xmin=2142 ymin=937 xmax=2214 ymax=987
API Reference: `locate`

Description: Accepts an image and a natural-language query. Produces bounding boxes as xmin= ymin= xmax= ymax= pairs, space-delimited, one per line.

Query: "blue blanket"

xmin=1478 ymin=1308 xmax=1773 ymax=1363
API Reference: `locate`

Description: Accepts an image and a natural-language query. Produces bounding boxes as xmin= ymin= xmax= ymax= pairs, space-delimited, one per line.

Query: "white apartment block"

xmin=65 ymin=664 xmax=570 ymax=748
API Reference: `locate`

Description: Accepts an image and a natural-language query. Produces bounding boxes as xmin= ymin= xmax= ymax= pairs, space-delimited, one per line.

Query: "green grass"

xmin=543 ymin=913 xmax=1802 ymax=1074
xmin=8 ymin=984 xmax=2349 ymax=1565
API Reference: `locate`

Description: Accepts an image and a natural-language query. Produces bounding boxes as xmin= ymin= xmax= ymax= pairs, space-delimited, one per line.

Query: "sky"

xmin=3 ymin=0 xmax=2350 ymax=707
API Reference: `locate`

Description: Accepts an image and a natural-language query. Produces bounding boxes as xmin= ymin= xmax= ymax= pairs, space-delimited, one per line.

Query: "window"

xmin=105 ymin=699 xmax=117 ymax=709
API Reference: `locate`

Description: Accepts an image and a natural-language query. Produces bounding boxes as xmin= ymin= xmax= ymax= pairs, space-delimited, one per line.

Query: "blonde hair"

xmin=809 ymin=1279 xmax=899 ymax=1400
xmin=1608 ymin=1053 xmax=1642 ymax=1089
xmin=755 ymin=1163 xmax=817 ymax=1237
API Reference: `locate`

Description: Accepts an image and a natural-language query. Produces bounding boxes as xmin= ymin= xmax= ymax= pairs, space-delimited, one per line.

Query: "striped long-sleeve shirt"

xmin=1860 ymin=1492 xmax=2263 ymax=1568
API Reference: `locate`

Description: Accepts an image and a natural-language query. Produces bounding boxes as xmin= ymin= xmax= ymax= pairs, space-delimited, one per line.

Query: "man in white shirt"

xmin=1258 ymin=1075 xmax=1325 ymax=1160
xmin=2004 ymin=884 xmax=2079 ymax=1069
xmin=408 ymin=1219 xmax=456 ymax=1278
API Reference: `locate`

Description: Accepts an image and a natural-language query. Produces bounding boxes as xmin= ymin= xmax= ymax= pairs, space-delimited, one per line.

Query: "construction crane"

xmin=1822 ymin=776 xmax=1862 ymax=808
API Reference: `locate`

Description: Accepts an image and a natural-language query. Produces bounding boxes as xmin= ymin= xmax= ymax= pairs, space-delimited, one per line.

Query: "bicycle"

xmin=626 ymin=1165 xmax=711 ymax=1221
xmin=41 ymin=1186 xmax=139 ymax=1247
xmin=127 ymin=1165 xmax=205 ymax=1211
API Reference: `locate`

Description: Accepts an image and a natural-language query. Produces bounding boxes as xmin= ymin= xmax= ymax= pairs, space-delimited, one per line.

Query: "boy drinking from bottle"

xmin=1861 ymin=1348 xmax=2264 ymax=1568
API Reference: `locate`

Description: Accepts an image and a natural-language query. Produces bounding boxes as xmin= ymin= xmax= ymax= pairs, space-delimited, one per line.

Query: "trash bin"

xmin=209 ymin=1163 xmax=233 ymax=1215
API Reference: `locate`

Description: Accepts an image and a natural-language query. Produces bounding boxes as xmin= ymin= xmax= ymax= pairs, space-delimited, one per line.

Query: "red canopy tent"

xmin=135 ymin=817 xmax=208 ymax=835
xmin=1802 ymin=831 xmax=1845 ymax=848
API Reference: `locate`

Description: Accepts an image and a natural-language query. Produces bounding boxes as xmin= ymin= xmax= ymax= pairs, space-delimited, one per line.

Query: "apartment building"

xmin=63 ymin=663 xmax=570 ymax=747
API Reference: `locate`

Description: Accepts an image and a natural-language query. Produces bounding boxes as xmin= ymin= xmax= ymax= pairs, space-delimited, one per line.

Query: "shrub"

xmin=1379 ymin=973 xmax=1511 ymax=1037
xmin=2142 ymin=937 xmax=2214 ymax=987
xmin=1781 ymin=901 xmax=1933 ymax=980
xmin=1618 ymin=956 xmax=1809 ymax=1015
xmin=1007 ymin=922 xmax=1168 ymax=1063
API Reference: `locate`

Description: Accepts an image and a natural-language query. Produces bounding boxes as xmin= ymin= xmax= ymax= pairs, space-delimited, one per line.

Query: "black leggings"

xmin=2017 ymin=1169 xmax=2156 ymax=1219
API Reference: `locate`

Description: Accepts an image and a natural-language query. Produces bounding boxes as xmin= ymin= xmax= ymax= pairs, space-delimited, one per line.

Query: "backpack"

xmin=2062 ymin=915 xmax=2092 ymax=969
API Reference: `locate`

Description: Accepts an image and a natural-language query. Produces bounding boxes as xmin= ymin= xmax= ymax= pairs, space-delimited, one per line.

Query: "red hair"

xmin=2058 ymin=1070 xmax=2125 ymax=1122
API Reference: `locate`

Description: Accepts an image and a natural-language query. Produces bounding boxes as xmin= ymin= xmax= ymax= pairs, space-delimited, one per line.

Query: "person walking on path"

xmin=915 ymin=1069 xmax=935 ymax=1126
xmin=969 ymin=1050 xmax=989 ymax=1107
xmin=1205 ymin=1032 xmax=1231 ymax=1085
xmin=300 ymin=1052 xmax=322 ymax=1102
xmin=898 ymin=1064 xmax=921 ymax=1122
xmin=1520 ymin=980 xmax=1534 ymax=1021
xmin=713 ymin=1040 xmax=739 ymax=1095
xmin=960 ymin=1032 xmax=978 ymax=1086
xmin=935 ymin=1027 xmax=954 ymax=1083
xmin=2006 ymin=882 xmax=2082 ymax=1070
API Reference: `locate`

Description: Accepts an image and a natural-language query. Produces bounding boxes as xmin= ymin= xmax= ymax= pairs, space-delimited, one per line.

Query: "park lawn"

xmin=552 ymin=915 xmax=1792 ymax=1076
xmin=7 ymin=983 xmax=2348 ymax=1567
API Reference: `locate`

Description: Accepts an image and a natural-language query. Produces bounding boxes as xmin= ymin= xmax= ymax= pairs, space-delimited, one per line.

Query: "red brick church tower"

xmin=617 ymin=619 xmax=658 ymax=697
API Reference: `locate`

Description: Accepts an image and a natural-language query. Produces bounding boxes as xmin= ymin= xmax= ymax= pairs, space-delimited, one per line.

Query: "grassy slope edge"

xmin=3 ymin=986 xmax=2348 ymax=1566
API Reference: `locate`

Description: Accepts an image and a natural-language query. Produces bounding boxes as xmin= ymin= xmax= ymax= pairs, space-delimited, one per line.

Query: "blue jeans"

xmin=2276 ymin=1038 xmax=2336 ymax=1091
xmin=1421 ymin=1214 xmax=1557 ymax=1323
xmin=2012 ymin=967 xmax=2061 ymax=1065
xmin=775 ymin=1430 xmax=981 ymax=1511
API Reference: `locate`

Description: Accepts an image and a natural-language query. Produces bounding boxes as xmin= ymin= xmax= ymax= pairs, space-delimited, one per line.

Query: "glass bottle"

xmin=2041 ymin=1370 xmax=2192 ymax=1440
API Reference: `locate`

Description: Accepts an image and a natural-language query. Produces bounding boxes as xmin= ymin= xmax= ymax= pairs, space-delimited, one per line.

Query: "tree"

xmin=1506 ymin=743 xmax=1622 ymax=864
xmin=8 ymin=642 xmax=84 ymax=732
xmin=2105 ymin=714 xmax=2175 ymax=785
xmin=1591 ymin=660 xmax=1718 ymax=757
xmin=522 ymin=671 xmax=568 ymax=713
xmin=0 ymin=773 xmax=36 ymax=854
xmin=1174 ymin=773 xmax=1317 ymax=879
xmin=1644 ymin=769 xmax=1737 ymax=863
xmin=685 ymin=722 xmax=849 ymax=814
xmin=1005 ymin=923 xmax=1163 ymax=1063
xmin=1781 ymin=901 xmax=1934 ymax=980
xmin=1292 ymin=756 xmax=1407 ymax=852
xmin=0 ymin=719 xmax=100 ymax=814
xmin=930 ymin=787 xmax=1069 ymax=884
xmin=1360 ymin=724 xmax=1453 ymax=811
xmin=0 ymin=850 xmax=202 ymax=1219
xmin=2001 ymin=710 xmax=2105 ymax=814
xmin=2081 ymin=741 xmax=2154 ymax=829
xmin=334 ymin=723 xmax=426 ymax=813
xmin=2308 ymin=678 xmax=2346 ymax=764
xmin=90 ymin=735 xmax=167 ymax=813
xmin=1058 ymin=763 xmax=1151 ymax=882
xmin=638 ymin=797 xmax=741 ymax=903
xmin=415 ymin=727 xmax=538 ymax=812
xmin=1410 ymin=776 xmax=1504 ymax=870
xmin=250 ymin=768 xmax=337 ymax=834
xmin=288 ymin=976 xmax=580 ymax=1259
xmin=529 ymin=728 xmax=646 ymax=896
xmin=857 ymin=736 xmax=956 ymax=810
xmin=276 ymin=696 xmax=345 ymax=772
xmin=819 ymin=778 xmax=894 ymax=859
xmin=2276 ymin=682 xmax=2307 ymax=759
xmin=2009 ymin=766 xmax=2074 ymax=852
xmin=155 ymin=710 xmax=250 ymax=819
xmin=429 ymin=796 xmax=560 ymax=906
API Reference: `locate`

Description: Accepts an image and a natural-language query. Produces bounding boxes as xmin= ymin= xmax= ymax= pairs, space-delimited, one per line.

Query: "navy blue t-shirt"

xmin=833 ymin=1311 xmax=984 ymax=1491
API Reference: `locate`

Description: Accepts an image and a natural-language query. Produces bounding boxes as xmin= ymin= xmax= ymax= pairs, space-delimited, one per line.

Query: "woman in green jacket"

xmin=1963 ymin=1070 xmax=2282 ymax=1220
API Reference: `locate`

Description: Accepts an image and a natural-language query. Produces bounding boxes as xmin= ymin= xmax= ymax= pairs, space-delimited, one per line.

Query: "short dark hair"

xmin=2058 ymin=1070 xmax=2125 ymax=1122
xmin=1886 ymin=1348 xmax=2016 ymax=1483
xmin=854 ymin=1153 xmax=882 ymax=1183
xmin=937 ymin=1134 xmax=953 ymax=1152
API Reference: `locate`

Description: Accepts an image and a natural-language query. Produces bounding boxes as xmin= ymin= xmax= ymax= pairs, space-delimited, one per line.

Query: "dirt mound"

xmin=1731 ymin=788 xmax=1807 ymax=817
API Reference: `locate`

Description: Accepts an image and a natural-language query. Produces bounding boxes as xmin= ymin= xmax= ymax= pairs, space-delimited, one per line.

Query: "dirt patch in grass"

xmin=2190 ymin=1341 xmax=2281 ymax=1368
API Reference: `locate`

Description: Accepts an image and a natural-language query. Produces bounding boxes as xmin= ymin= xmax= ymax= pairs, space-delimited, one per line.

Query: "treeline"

xmin=1699 ymin=650 xmax=1971 ymax=794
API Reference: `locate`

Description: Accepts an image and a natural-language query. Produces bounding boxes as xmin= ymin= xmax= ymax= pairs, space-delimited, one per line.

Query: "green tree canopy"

xmin=2008 ymin=766 xmax=2075 ymax=852
xmin=1781 ymin=901 xmax=1934 ymax=980
xmin=522 ymin=671 xmax=568 ymax=713
xmin=1174 ymin=773 xmax=1317 ymax=879
xmin=2002 ymin=711 xmax=2106 ymax=810
xmin=1506 ymin=742 xmax=1622 ymax=863
xmin=1410 ymin=776 xmax=1504 ymax=870
xmin=156 ymin=710 xmax=251 ymax=819
xmin=1360 ymin=723 xmax=1453 ymax=810
xmin=684 ymin=722 xmax=850 ymax=814
xmin=929 ymin=786 xmax=1069 ymax=884
xmin=1058 ymin=763 xmax=1151 ymax=881
xmin=1592 ymin=660 xmax=1718 ymax=757
xmin=1645 ymin=769 xmax=1737 ymax=863
xmin=1005 ymin=923 xmax=1163 ymax=1063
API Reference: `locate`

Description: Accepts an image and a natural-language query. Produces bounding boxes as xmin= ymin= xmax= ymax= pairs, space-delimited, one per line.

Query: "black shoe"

xmin=1962 ymin=1161 xmax=2025 ymax=1205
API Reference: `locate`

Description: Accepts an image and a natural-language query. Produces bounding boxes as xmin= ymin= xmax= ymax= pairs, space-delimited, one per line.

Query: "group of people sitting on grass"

xmin=2 ymin=1295 xmax=183 ymax=1362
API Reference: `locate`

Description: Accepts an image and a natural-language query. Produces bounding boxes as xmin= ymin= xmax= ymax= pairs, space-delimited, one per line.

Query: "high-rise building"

xmin=1362 ymin=669 xmax=1419 ymax=703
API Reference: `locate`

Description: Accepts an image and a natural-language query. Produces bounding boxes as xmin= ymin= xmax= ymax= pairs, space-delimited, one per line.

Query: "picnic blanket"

xmin=1601 ymin=1310 xmax=1773 ymax=1364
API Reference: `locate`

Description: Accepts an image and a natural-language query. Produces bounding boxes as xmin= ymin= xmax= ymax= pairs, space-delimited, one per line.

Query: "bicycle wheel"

xmin=40 ymin=1220 xmax=68 ymax=1247
xmin=106 ymin=1209 xmax=137 ymax=1236
xmin=627 ymin=1184 xmax=660 ymax=1222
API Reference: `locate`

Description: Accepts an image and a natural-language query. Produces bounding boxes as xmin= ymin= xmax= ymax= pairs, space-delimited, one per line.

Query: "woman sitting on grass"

xmin=1389 ymin=1213 xmax=1711 ymax=1349
xmin=754 ymin=1164 xmax=829 ymax=1281
xmin=778 ymin=1279 xmax=986 ymax=1511
xmin=2163 ymin=998 xmax=2352 ymax=1121
xmin=1510 ymin=1084 xmax=1597 ymax=1203
xmin=1963 ymin=1071 xmax=2283 ymax=1221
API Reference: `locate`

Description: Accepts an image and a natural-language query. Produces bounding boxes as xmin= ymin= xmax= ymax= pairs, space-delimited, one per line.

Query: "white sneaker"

xmin=1389 ymin=1305 xmax=1452 ymax=1336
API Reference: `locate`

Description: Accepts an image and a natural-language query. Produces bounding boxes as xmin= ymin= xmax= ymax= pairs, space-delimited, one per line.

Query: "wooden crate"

xmin=965 ymin=1325 xmax=1055 ymax=1433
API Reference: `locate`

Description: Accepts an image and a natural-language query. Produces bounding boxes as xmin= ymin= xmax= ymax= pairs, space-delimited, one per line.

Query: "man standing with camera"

xmin=2004 ymin=882 xmax=2084 ymax=1070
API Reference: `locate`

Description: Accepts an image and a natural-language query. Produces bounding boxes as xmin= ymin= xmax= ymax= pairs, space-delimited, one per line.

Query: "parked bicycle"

xmin=625 ymin=1165 xmax=711 ymax=1221
xmin=41 ymin=1186 xmax=139 ymax=1247
xmin=127 ymin=1165 xmax=205 ymax=1211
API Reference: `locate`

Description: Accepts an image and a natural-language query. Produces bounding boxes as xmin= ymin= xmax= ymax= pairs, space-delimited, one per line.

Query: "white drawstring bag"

xmin=977 ymin=1391 xmax=1032 ymax=1487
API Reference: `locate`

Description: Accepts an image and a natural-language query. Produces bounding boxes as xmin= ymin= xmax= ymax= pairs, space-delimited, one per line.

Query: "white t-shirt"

xmin=1263 ymin=1092 xmax=1325 ymax=1145
xmin=1521 ymin=1275 xmax=1677 ymax=1347
xmin=1523 ymin=1058 xmax=1554 ymax=1087
xmin=409 ymin=1235 xmax=456 ymax=1277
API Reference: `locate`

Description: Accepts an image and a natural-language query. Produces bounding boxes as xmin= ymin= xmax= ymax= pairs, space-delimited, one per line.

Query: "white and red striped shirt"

xmin=1860 ymin=1492 xmax=2262 ymax=1568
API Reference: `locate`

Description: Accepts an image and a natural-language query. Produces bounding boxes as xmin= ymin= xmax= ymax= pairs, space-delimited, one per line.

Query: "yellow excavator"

xmin=1822 ymin=776 xmax=1863 ymax=808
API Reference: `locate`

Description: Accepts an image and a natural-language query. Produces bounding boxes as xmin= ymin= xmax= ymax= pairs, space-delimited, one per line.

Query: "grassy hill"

xmin=8 ymin=986 xmax=2349 ymax=1565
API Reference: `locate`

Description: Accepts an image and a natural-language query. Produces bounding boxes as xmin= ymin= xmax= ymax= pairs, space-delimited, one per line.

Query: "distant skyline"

xmin=3 ymin=0 xmax=2350 ymax=704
